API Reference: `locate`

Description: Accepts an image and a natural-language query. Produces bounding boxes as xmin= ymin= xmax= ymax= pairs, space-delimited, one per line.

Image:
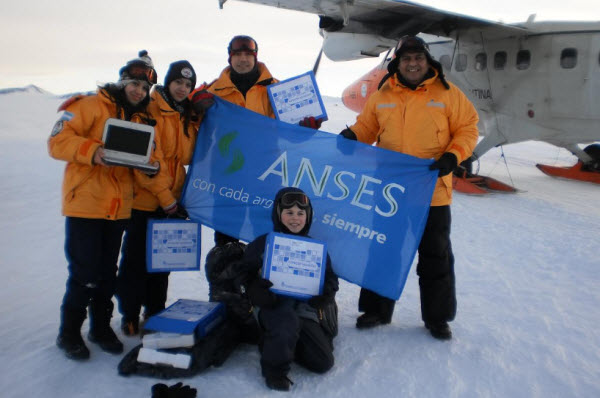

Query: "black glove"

xmin=339 ymin=128 xmax=357 ymax=141
xmin=151 ymin=382 xmax=197 ymax=398
xmin=299 ymin=116 xmax=323 ymax=130
xmin=245 ymin=278 xmax=278 ymax=309
xmin=429 ymin=152 xmax=458 ymax=177
xmin=337 ymin=128 xmax=357 ymax=156
xmin=191 ymin=90 xmax=215 ymax=116
xmin=307 ymin=294 xmax=334 ymax=310
xmin=163 ymin=202 xmax=189 ymax=219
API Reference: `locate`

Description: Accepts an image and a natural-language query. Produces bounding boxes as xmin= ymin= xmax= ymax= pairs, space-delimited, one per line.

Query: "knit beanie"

xmin=118 ymin=50 xmax=157 ymax=85
xmin=164 ymin=60 xmax=197 ymax=89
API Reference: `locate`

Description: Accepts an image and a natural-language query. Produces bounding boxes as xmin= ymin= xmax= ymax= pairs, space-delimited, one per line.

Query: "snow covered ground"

xmin=0 ymin=89 xmax=598 ymax=397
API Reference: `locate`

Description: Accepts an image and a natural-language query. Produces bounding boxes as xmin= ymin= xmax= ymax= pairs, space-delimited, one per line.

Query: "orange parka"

xmin=207 ymin=62 xmax=278 ymax=118
xmin=48 ymin=88 xmax=154 ymax=220
xmin=350 ymin=70 xmax=479 ymax=206
xmin=132 ymin=88 xmax=200 ymax=211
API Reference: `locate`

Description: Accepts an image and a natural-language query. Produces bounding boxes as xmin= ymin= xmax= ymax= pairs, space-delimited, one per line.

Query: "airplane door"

xmin=549 ymin=33 xmax=598 ymax=119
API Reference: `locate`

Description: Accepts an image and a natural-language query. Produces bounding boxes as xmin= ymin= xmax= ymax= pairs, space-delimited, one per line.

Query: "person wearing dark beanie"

xmin=116 ymin=59 xmax=200 ymax=336
xmin=164 ymin=60 xmax=197 ymax=90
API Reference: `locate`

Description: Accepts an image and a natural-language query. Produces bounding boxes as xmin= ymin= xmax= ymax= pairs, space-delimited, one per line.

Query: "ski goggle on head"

xmin=280 ymin=192 xmax=310 ymax=209
xmin=125 ymin=63 xmax=158 ymax=85
xmin=229 ymin=36 xmax=258 ymax=54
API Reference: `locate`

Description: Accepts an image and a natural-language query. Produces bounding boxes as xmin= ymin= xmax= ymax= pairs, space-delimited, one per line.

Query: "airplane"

xmin=219 ymin=0 xmax=600 ymax=193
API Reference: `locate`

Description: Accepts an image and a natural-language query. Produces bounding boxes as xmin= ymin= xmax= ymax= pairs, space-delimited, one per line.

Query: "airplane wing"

xmin=223 ymin=0 xmax=527 ymax=39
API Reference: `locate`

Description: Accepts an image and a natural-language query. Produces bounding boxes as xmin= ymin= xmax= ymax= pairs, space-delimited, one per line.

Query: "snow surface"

xmin=0 ymin=91 xmax=599 ymax=398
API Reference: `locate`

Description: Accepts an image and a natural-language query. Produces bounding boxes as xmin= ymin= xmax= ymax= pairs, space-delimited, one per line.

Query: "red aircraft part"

xmin=452 ymin=168 xmax=518 ymax=195
xmin=536 ymin=161 xmax=600 ymax=184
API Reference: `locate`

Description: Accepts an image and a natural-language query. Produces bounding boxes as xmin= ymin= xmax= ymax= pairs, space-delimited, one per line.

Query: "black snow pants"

xmin=258 ymin=298 xmax=334 ymax=379
xmin=116 ymin=209 xmax=169 ymax=322
xmin=358 ymin=205 xmax=456 ymax=325
xmin=61 ymin=217 xmax=127 ymax=323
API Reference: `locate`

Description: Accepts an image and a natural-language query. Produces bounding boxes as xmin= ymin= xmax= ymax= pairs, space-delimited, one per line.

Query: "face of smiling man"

xmin=397 ymin=51 xmax=430 ymax=86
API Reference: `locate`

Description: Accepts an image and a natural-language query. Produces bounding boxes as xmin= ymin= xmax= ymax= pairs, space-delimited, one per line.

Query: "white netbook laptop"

xmin=101 ymin=118 xmax=159 ymax=174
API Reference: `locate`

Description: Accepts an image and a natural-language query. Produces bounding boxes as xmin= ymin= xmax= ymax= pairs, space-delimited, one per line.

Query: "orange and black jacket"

xmin=132 ymin=88 xmax=200 ymax=211
xmin=350 ymin=70 xmax=479 ymax=206
xmin=48 ymin=88 xmax=155 ymax=220
xmin=203 ymin=62 xmax=278 ymax=118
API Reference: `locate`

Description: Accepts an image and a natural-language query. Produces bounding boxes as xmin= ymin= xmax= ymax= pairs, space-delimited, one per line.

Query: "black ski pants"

xmin=258 ymin=299 xmax=334 ymax=378
xmin=116 ymin=209 xmax=169 ymax=321
xmin=358 ymin=205 xmax=456 ymax=325
xmin=61 ymin=217 xmax=127 ymax=321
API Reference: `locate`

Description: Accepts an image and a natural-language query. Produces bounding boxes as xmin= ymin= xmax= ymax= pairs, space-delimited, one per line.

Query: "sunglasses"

xmin=126 ymin=64 xmax=157 ymax=84
xmin=280 ymin=192 xmax=310 ymax=208
xmin=230 ymin=37 xmax=257 ymax=53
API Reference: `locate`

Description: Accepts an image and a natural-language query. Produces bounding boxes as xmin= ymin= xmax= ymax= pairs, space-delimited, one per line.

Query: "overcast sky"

xmin=0 ymin=0 xmax=597 ymax=96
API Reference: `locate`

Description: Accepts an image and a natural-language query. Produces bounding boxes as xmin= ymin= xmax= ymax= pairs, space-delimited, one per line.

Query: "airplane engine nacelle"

xmin=322 ymin=31 xmax=397 ymax=61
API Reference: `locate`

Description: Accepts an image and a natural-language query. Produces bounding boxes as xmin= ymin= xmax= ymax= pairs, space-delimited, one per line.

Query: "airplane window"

xmin=494 ymin=51 xmax=507 ymax=70
xmin=516 ymin=50 xmax=531 ymax=70
xmin=440 ymin=55 xmax=452 ymax=70
xmin=455 ymin=54 xmax=467 ymax=72
xmin=475 ymin=53 xmax=487 ymax=71
xmin=560 ymin=48 xmax=577 ymax=69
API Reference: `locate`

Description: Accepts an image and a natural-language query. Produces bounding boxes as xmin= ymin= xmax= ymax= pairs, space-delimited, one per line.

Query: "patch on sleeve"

xmin=50 ymin=120 xmax=64 ymax=137
xmin=59 ymin=111 xmax=74 ymax=121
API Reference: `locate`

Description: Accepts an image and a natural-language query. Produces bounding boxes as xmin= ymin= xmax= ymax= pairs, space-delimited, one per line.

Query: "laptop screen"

xmin=104 ymin=125 xmax=151 ymax=156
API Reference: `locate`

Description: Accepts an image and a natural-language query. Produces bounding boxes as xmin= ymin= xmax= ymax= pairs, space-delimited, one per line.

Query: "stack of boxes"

xmin=137 ymin=299 xmax=225 ymax=369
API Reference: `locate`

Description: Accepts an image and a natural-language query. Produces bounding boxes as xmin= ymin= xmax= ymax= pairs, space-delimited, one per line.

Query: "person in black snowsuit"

xmin=233 ymin=187 xmax=339 ymax=391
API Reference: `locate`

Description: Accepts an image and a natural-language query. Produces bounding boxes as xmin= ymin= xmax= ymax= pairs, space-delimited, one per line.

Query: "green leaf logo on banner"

xmin=218 ymin=131 xmax=245 ymax=174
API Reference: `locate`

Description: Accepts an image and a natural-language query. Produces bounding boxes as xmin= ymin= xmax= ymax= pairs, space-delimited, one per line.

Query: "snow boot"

xmin=265 ymin=374 xmax=293 ymax=391
xmin=121 ymin=317 xmax=140 ymax=336
xmin=56 ymin=307 xmax=90 ymax=360
xmin=356 ymin=312 xmax=390 ymax=329
xmin=88 ymin=302 xmax=123 ymax=354
xmin=425 ymin=322 xmax=452 ymax=340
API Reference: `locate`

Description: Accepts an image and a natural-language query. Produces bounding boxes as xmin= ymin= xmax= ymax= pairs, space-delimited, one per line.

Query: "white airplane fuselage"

xmin=427 ymin=21 xmax=600 ymax=161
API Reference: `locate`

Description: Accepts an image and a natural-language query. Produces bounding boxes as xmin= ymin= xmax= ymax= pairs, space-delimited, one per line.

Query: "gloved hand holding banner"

xmin=180 ymin=97 xmax=437 ymax=300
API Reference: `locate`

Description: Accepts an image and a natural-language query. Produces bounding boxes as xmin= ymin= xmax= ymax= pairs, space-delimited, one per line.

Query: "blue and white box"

xmin=262 ymin=232 xmax=327 ymax=300
xmin=267 ymin=71 xmax=328 ymax=125
xmin=146 ymin=219 xmax=201 ymax=273
xmin=143 ymin=299 xmax=225 ymax=338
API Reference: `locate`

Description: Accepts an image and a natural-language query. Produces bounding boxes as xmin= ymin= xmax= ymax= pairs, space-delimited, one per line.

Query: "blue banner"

xmin=181 ymin=97 xmax=437 ymax=299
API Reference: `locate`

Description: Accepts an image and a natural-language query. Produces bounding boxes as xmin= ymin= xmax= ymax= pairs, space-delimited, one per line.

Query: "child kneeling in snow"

xmin=237 ymin=187 xmax=339 ymax=391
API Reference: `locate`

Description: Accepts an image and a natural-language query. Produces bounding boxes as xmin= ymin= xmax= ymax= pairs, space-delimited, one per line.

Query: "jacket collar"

xmin=212 ymin=62 xmax=274 ymax=92
xmin=389 ymin=68 xmax=439 ymax=91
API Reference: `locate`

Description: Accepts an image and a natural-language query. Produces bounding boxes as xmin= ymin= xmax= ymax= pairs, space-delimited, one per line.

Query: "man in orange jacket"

xmin=191 ymin=35 xmax=278 ymax=248
xmin=48 ymin=51 xmax=157 ymax=359
xmin=191 ymin=35 xmax=324 ymax=248
xmin=339 ymin=36 xmax=479 ymax=340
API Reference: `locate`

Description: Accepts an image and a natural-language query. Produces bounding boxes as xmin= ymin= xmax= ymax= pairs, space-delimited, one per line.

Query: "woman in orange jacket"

xmin=117 ymin=60 xmax=199 ymax=335
xmin=48 ymin=51 xmax=157 ymax=360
